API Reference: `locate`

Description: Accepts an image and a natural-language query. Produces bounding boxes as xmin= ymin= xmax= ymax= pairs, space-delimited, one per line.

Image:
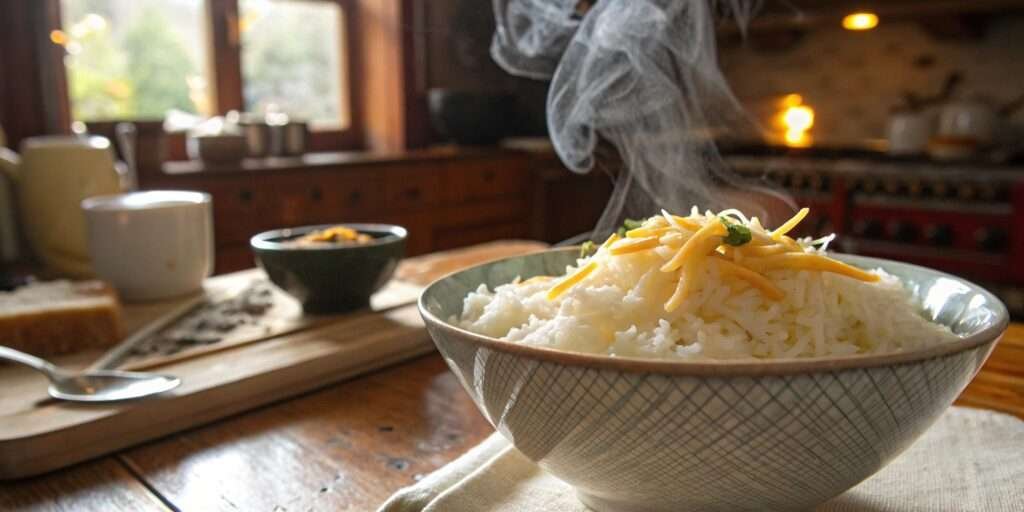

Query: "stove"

xmin=724 ymin=148 xmax=1024 ymax=318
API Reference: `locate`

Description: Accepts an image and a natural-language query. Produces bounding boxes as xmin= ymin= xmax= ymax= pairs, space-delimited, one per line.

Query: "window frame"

xmin=55 ymin=0 xmax=363 ymax=152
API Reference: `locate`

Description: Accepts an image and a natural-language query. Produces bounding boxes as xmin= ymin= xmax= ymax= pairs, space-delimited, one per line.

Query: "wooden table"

xmin=1 ymin=280 xmax=1022 ymax=511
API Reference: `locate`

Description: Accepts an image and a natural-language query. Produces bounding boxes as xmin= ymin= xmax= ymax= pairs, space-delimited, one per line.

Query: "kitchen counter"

xmin=159 ymin=146 xmax=532 ymax=176
xmin=0 ymin=242 xmax=1021 ymax=511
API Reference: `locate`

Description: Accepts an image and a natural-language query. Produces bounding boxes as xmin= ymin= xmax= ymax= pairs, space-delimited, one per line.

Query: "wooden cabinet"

xmin=147 ymin=150 xmax=542 ymax=274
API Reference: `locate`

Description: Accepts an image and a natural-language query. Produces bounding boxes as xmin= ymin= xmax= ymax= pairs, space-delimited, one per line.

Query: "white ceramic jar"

xmin=82 ymin=191 xmax=214 ymax=302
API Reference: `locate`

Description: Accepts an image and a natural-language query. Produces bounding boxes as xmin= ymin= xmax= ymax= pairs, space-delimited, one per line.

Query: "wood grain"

xmin=118 ymin=355 xmax=491 ymax=512
xmin=955 ymin=323 xmax=1024 ymax=418
xmin=0 ymin=458 xmax=167 ymax=512
xmin=0 ymin=241 xmax=545 ymax=480
xmin=0 ymin=240 xmax=1019 ymax=510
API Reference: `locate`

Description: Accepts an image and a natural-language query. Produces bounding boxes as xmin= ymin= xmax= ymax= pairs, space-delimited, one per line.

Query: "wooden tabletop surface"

xmin=1 ymin=259 xmax=1022 ymax=511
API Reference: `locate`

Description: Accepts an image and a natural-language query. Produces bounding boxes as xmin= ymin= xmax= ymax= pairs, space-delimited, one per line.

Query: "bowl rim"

xmin=419 ymin=247 xmax=1009 ymax=376
xmin=250 ymin=223 xmax=407 ymax=251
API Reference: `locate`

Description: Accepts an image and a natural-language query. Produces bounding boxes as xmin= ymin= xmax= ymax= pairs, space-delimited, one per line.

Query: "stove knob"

xmin=975 ymin=227 xmax=1008 ymax=251
xmin=906 ymin=178 xmax=923 ymax=198
xmin=888 ymin=221 xmax=918 ymax=243
xmin=958 ymin=183 xmax=978 ymax=201
xmin=929 ymin=180 xmax=951 ymax=198
xmin=924 ymin=224 xmax=954 ymax=246
xmin=848 ymin=177 xmax=862 ymax=193
xmin=853 ymin=219 xmax=884 ymax=239
xmin=883 ymin=178 xmax=903 ymax=195
xmin=978 ymin=183 xmax=998 ymax=202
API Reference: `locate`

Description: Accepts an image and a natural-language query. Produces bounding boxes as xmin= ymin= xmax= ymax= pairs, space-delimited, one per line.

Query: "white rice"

xmin=456 ymin=245 xmax=959 ymax=360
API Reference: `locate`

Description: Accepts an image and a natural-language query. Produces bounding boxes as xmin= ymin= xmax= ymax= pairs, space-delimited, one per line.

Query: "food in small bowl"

xmin=418 ymin=207 xmax=1007 ymax=512
xmin=288 ymin=225 xmax=374 ymax=246
xmin=251 ymin=223 xmax=406 ymax=313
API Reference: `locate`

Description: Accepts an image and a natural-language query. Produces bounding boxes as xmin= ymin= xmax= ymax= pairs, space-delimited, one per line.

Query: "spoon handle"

xmin=0 ymin=345 xmax=60 ymax=377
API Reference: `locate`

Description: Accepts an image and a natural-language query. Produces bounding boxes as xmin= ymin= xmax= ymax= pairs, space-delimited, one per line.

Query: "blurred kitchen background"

xmin=1 ymin=0 xmax=1023 ymax=316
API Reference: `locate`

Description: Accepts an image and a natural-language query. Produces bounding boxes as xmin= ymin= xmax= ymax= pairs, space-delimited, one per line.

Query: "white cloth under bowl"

xmin=379 ymin=407 xmax=1024 ymax=512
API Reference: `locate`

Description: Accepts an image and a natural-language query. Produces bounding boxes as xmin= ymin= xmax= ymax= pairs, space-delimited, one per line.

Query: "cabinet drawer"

xmin=443 ymin=160 xmax=529 ymax=203
xmin=323 ymin=173 xmax=385 ymax=219
xmin=269 ymin=174 xmax=384 ymax=226
xmin=207 ymin=184 xmax=264 ymax=245
xmin=384 ymin=169 xmax=442 ymax=211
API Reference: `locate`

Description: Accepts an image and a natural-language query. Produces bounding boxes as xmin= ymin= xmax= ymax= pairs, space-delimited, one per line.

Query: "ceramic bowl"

xmin=418 ymin=248 xmax=1008 ymax=512
xmin=251 ymin=223 xmax=406 ymax=313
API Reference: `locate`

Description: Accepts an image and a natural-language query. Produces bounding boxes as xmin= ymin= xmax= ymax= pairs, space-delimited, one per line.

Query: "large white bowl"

xmin=419 ymin=248 xmax=1008 ymax=512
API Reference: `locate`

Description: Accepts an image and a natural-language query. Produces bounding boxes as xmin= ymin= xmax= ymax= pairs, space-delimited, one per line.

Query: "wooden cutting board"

xmin=0 ymin=240 xmax=547 ymax=480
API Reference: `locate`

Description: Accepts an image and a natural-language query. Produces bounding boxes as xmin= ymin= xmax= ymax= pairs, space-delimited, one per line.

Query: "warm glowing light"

xmin=775 ymin=97 xmax=815 ymax=148
xmin=842 ymin=12 xmax=878 ymax=31
xmin=781 ymin=94 xmax=803 ymax=108
xmin=782 ymin=105 xmax=814 ymax=132
xmin=784 ymin=129 xmax=812 ymax=148
xmin=50 ymin=30 xmax=68 ymax=46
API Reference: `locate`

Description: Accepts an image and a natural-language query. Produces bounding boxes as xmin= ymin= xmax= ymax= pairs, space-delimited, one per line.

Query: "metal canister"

xmin=240 ymin=121 xmax=272 ymax=158
xmin=281 ymin=122 xmax=308 ymax=156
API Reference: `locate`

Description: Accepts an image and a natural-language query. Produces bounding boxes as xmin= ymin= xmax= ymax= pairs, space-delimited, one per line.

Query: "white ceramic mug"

xmin=82 ymin=191 xmax=214 ymax=302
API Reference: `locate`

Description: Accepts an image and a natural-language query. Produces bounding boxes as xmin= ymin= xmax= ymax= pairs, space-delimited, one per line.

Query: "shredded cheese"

xmin=664 ymin=267 xmax=690 ymax=313
xmin=745 ymin=253 xmax=881 ymax=282
xmin=601 ymin=233 xmax=621 ymax=249
xmin=738 ymin=244 xmax=789 ymax=257
xmin=661 ymin=221 xmax=726 ymax=272
xmin=771 ymin=207 xmax=810 ymax=240
xmin=610 ymin=236 xmax=660 ymax=255
xmin=670 ymin=215 xmax=702 ymax=231
xmin=547 ymin=261 xmax=599 ymax=300
xmin=714 ymin=258 xmax=785 ymax=300
xmin=563 ymin=207 xmax=877 ymax=312
xmin=626 ymin=226 xmax=672 ymax=239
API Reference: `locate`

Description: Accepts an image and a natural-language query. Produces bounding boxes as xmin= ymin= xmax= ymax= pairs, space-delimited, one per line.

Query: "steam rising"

xmin=492 ymin=0 xmax=790 ymax=237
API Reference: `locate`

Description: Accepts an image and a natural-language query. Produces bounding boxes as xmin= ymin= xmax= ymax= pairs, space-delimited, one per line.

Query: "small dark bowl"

xmin=250 ymin=223 xmax=407 ymax=314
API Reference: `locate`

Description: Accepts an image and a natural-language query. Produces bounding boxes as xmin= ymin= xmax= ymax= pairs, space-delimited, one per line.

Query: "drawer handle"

xmin=239 ymin=189 xmax=253 ymax=203
xmin=403 ymin=188 xmax=421 ymax=200
xmin=310 ymin=187 xmax=323 ymax=201
xmin=349 ymin=190 xmax=362 ymax=203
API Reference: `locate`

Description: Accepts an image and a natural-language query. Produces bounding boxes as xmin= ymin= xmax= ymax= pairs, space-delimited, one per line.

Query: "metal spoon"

xmin=0 ymin=346 xmax=180 ymax=402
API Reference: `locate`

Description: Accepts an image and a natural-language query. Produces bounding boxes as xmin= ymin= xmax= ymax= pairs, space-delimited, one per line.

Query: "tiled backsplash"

xmin=719 ymin=16 xmax=1024 ymax=145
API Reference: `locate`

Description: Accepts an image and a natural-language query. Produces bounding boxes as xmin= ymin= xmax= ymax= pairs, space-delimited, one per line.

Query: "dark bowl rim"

xmin=419 ymin=247 xmax=1009 ymax=376
xmin=250 ymin=223 xmax=407 ymax=252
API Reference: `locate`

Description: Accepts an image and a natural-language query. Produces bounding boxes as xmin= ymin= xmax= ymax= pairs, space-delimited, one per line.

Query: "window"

xmin=240 ymin=0 xmax=348 ymax=129
xmin=58 ymin=0 xmax=212 ymax=121
xmin=55 ymin=0 xmax=351 ymax=132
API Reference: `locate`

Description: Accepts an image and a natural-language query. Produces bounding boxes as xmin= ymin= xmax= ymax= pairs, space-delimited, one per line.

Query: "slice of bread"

xmin=0 ymin=280 xmax=123 ymax=357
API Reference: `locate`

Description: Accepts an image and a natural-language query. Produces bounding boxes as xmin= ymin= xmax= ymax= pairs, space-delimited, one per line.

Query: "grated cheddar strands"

xmin=546 ymin=261 xmax=599 ymax=300
xmin=547 ymin=207 xmax=880 ymax=311
xmin=610 ymin=236 xmax=660 ymax=255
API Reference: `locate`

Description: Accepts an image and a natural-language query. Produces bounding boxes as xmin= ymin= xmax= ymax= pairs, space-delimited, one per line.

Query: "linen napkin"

xmin=379 ymin=407 xmax=1024 ymax=512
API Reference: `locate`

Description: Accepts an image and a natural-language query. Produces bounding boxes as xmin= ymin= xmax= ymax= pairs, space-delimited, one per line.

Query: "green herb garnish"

xmin=719 ymin=217 xmax=752 ymax=246
xmin=580 ymin=240 xmax=597 ymax=258
xmin=616 ymin=218 xmax=644 ymax=237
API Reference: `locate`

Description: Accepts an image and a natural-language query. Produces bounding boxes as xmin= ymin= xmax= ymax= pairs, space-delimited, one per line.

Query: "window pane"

xmin=240 ymin=0 xmax=348 ymax=129
xmin=59 ymin=0 xmax=212 ymax=121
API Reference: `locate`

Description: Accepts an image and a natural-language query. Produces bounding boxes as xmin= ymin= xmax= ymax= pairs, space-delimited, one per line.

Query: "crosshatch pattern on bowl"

xmin=430 ymin=329 xmax=992 ymax=511
xmin=418 ymin=248 xmax=1007 ymax=512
